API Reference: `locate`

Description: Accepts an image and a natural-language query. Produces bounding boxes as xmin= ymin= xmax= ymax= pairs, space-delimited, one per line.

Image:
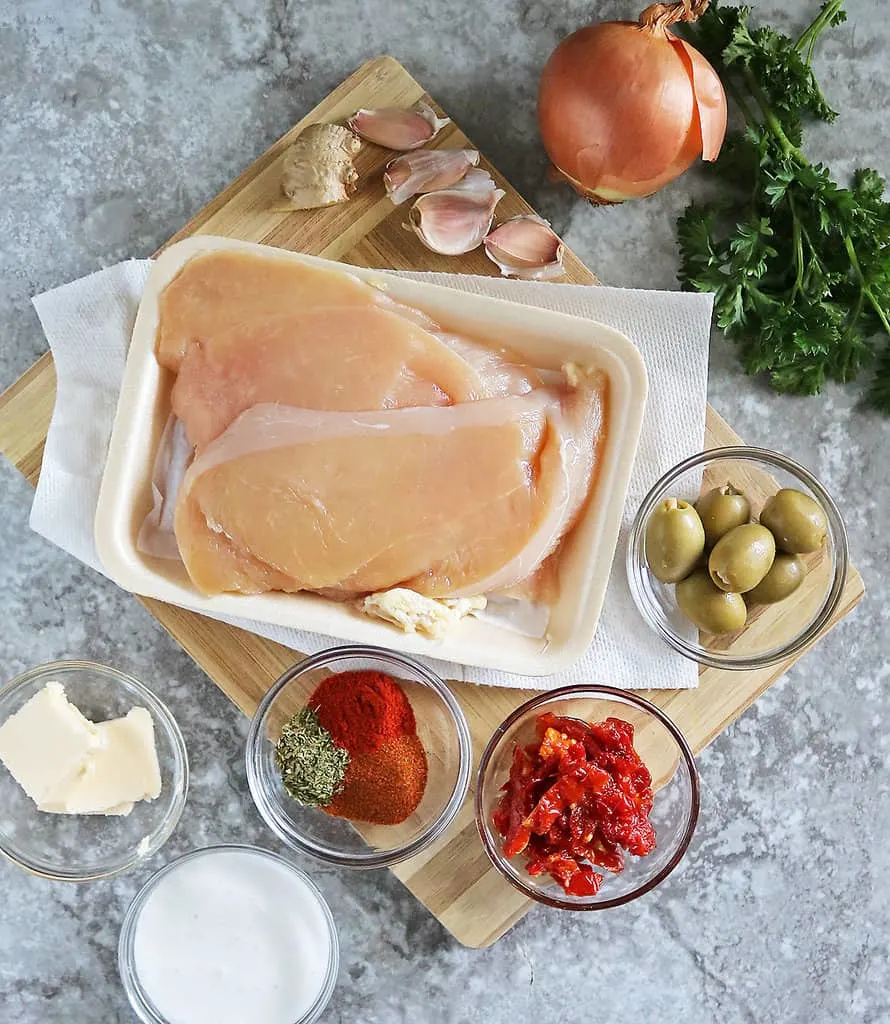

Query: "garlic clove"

xmin=483 ymin=215 xmax=566 ymax=280
xmin=672 ymin=39 xmax=727 ymax=162
xmin=348 ymin=102 xmax=450 ymax=150
xmin=447 ymin=167 xmax=498 ymax=193
xmin=384 ymin=149 xmax=479 ymax=205
xmin=408 ymin=187 xmax=505 ymax=256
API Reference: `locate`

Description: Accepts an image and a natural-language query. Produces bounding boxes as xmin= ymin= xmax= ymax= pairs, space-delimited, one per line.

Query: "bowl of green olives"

xmin=626 ymin=447 xmax=848 ymax=670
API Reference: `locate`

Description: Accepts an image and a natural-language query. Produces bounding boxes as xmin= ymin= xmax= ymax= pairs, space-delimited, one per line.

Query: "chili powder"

xmin=326 ymin=733 xmax=428 ymax=825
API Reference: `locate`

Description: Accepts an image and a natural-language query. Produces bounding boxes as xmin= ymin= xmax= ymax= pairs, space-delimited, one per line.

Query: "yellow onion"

xmin=538 ymin=0 xmax=726 ymax=204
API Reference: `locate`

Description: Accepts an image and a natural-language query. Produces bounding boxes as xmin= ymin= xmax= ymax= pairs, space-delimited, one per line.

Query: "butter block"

xmin=0 ymin=682 xmax=164 ymax=817
xmin=0 ymin=681 xmax=101 ymax=808
xmin=360 ymin=588 xmax=487 ymax=639
xmin=47 ymin=707 xmax=162 ymax=816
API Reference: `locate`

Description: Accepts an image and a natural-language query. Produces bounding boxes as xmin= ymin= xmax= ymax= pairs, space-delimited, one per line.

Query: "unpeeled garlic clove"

xmin=347 ymin=102 xmax=450 ymax=150
xmin=483 ymin=215 xmax=566 ymax=280
xmin=384 ymin=149 xmax=479 ymax=205
xmin=447 ymin=167 xmax=497 ymax=193
xmin=409 ymin=186 xmax=505 ymax=255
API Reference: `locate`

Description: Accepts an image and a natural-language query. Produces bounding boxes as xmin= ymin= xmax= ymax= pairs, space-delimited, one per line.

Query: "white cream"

xmin=132 ymin=848 xmax=333 ymax=1024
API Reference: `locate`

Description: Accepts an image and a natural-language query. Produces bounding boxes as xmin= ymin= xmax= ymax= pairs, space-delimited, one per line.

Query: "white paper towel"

xmin=29 ymin=260 xmax=713 ymax=690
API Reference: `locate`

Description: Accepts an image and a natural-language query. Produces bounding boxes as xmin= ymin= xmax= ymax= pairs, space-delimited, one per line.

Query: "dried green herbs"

xmin=274 ymin=707 xmax=349 ymax=806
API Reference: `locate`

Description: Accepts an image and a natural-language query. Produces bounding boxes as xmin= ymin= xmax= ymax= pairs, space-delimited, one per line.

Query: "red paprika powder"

xmin=308 ymin=670 xmax=427 ymax=825
xmin=310 ymin=670 xmax=415 ymax=753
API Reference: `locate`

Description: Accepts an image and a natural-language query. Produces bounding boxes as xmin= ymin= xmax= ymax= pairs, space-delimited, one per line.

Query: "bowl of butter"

xmin=0 ymin=661 xmax=188 ymax=881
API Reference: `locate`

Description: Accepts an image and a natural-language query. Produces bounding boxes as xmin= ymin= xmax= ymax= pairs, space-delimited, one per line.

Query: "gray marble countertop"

xmin=1 ymin=1 xmax=888 ymax=1021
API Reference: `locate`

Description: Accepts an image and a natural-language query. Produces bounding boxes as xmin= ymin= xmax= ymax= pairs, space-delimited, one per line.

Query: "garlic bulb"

xmin=348 ymin=102 xmax=450 ymax=150
xmin=408 ymin=186 xmax=505 ymax=255
xmin=384 ymin=149 xmax=479 ymax=204
xmin=483 ymin=215 xmax=566 ymax=280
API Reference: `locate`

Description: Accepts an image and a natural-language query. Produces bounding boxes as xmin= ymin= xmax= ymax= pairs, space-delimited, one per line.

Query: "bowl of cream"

xmin=118 ymin=844 xmax=339 ymax=1024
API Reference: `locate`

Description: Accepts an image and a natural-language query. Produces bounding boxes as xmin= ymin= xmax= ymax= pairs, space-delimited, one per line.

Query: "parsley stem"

xmin=788 ymin=193 xmax=805 ymax=300
xmin=799 ymin=221 xmax=826 ymax=275
xmin=795 ymin=1 xmax=844 ymax=65
xmin=865 ymin=292 xmax=890 ymax=339
xmin=845 ymin=234 xmax=890 ymax=338
xmin=839 ymin=288 xmax=865 ymax=380
xmin=723 ymin=77 xmax=757 ymax=128
xmin=741 ymin=69 xmax=807 ymax=163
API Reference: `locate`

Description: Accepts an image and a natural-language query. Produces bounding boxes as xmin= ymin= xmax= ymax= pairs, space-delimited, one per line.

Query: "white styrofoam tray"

xmin=95 ymin=236 xmax=648 ymax=675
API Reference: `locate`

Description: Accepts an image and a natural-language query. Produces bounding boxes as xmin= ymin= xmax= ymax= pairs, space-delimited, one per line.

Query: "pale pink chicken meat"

xmin=445 ymin=364 xmax=608 ymax=597
xmin=432 ymin=332 xmax=538 ymax=398
xmin=157 ymin=250 xmax=537 ymax=447
xmin=170 ymin=307 xmax=488 ymax=448
xmin=174 ymin=394 xmax=557 ymax=596
xmin=157 ymin=250 xmax=387 ymax=371
xmin=149 ymin=248 xmax=610 ymax=605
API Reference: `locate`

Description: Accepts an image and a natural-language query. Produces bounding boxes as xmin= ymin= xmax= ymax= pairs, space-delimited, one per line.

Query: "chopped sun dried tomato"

xmin=493 ymin=713 xmax=656 ymax=897
xmin=497 ymin=745 xmax=535 ymax=858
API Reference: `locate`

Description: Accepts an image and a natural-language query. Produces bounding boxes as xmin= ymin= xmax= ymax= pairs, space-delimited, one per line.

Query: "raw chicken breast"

xmin=156 ymin=250 xmax=386 ymax=371
xmin=444 ymin=364 xmax=608 ymax=597
xmin=150 ymin=248 xmax=611 ymax=608
xmin=157 ymin=250 xmax=537 ymax=447
xmin=170 ymin=307 xmax=486 ymax=448
xmin=175 ymin=394 xmax=559 ymax=597
xmin=137 ymin=415 xmax=192 ymax=560
xmin=432 ymin=332 xmax=539 ymax=398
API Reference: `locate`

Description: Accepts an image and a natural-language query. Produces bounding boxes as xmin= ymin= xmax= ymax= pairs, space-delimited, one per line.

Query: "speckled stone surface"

xmin=1 ymin=1 xmax=888 ymax=1021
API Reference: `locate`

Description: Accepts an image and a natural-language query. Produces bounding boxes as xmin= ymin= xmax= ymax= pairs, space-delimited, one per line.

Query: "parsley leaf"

xmin=678 ymin=1 xmax=890 ymax=412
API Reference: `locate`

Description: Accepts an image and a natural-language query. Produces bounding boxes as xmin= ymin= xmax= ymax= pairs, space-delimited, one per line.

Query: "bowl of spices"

xmin=118 ymin=844 xmax=338 ymax=1024
xmin=245 ymin=645 xmax=472 ymax=868
xmin=475 ymin=686 xmax=699 ymax=909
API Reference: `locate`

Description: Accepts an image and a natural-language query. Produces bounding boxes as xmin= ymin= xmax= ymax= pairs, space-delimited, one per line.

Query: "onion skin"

xmin=538 ymin=18 xmax=727 ymax=203
xmin=673 ymin=37 xmax=727 ymax=162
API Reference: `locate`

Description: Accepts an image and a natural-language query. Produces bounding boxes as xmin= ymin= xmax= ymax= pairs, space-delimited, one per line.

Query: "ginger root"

xmin=280 ymin=123 xmax=361 ymax=210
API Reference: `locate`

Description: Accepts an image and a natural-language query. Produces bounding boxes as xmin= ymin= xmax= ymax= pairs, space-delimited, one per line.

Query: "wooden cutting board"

xmin=0 ymin=57 xmax=864 ymax=947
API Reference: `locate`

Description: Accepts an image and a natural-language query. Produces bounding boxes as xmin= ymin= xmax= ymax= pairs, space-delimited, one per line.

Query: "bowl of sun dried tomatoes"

xmin=475 ymin=686 xmax=699 ymax=909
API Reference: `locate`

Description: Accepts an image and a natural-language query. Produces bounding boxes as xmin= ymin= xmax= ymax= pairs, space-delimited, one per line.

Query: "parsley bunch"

xmin=678 ymin=1 xmax=890 ymax=411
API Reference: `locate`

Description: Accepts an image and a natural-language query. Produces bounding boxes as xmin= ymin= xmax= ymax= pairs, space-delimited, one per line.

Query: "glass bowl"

xmin=118 ymin=844 xmax=339 ymax=1024
xmin=246 ymin=645 xmax=472 ymax=869
xmin=627 ymin=447 xmax=849 ymax=670
xmin=0 ymin=661 xmax=188 ymax=881
xmin=475 ymin=686 xmax=699 ymax=910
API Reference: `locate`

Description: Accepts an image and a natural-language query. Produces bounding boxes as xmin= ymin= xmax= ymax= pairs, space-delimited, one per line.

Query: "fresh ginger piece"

xmin=280 ymin=123 xmax=361 ymax=209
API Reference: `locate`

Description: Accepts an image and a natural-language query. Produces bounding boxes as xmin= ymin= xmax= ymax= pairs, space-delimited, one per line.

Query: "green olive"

xmin=695 ymin=483 xmax=751 ymax=547
xmin=676 ymin=570 xmax=748 ymax=635
xmin=745 ymin=553 xmax=807 ymax=605
xmin=760 ymin=488 xmax=828 ymax=553
xmin=645 ymin=498 xmax=706 ymax=583
xmin=708 ymin=523 xmax=776 ymax=593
